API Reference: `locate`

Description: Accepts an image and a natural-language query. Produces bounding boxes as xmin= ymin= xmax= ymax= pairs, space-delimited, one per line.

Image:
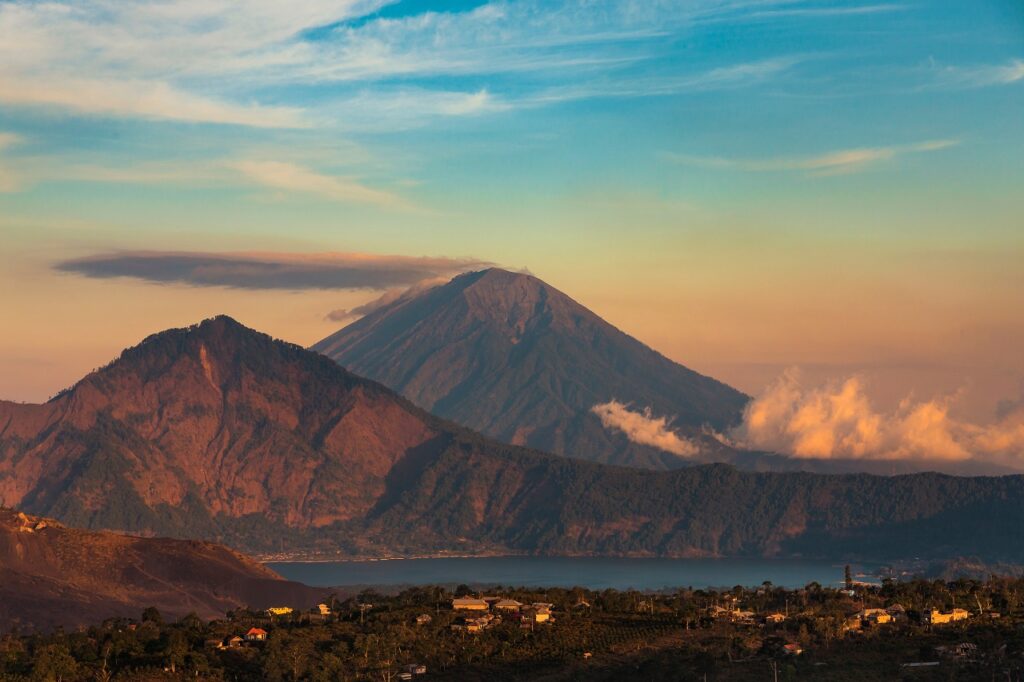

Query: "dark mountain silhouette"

xmin=314 ymin=268 xmax=749 ymax=470
xmin=0 ymin=507 xmax=325 ymax=631
xmin=2 ymin=316 xmax=1023 ymax=564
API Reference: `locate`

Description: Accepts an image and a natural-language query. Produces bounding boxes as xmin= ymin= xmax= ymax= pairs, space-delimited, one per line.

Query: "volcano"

xmin=314 ymin=268 xmax=749 ymax=469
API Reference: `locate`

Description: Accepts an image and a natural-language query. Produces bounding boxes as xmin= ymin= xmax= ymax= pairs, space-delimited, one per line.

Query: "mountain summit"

xmin=314 ymin=268 xmax=749 ymax=469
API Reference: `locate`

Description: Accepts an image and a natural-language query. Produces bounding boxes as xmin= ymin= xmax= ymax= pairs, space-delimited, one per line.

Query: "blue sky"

xmin=0 ymin=0 xmax=1022 ymax=437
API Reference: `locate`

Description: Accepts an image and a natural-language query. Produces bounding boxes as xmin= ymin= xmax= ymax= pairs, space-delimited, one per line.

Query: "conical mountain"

xmin=314 ymin=268 xmax=749 ymax=469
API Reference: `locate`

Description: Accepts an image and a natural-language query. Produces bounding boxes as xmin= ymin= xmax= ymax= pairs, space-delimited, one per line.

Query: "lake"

xmin=268 ymin=556 xmax=873 ymax=591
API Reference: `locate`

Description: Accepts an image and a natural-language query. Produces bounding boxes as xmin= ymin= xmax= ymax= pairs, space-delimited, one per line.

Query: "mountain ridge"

xmin=2 ymin=316 xmax=1023 ymax=564
xmin=0 ymin=506 xmax=325 ymax=631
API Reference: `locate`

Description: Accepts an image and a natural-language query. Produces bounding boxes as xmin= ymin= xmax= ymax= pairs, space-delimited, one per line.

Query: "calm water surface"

xmin=268 ymin=557 xmax=871 ymax=591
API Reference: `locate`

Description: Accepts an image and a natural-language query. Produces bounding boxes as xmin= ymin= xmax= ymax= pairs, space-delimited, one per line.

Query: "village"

xmin=3 ymin=575 xmax=1024 ymax=680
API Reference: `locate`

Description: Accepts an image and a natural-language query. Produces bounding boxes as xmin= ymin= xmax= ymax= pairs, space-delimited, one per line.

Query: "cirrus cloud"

xmin=930 ymin=59 xmax=1024 ymax=89
xmin=227 ymin=160 xmax=408 ymax=209
xmin=669 ymin=139 xmax=959 ymax=176
xmin=0 ymin=76 xmax=306 ymax=129
xmin=54 ymin=251 xmax=491 ymax=292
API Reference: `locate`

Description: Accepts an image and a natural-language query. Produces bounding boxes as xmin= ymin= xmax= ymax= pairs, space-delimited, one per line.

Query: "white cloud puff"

xmin=591 ymin=401 xmax=699 ymax=457
xmin=732 ymin=369 xmax=1024 ymax=462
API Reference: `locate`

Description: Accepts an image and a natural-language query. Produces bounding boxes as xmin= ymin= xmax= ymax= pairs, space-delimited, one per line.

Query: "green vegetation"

xmin=4 ymin=577 xmax=1024 ymax=680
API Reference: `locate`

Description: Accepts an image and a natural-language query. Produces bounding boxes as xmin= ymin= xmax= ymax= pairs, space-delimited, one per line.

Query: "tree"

xmin=141 ymin=606 xmax=163 ymax=625
xmin=30 ymin=644 xmax=78 ymax=682
xmin=162 ymin=630 xmax=189 ymax=674
xmin=285 ymin=639 xmax=315 ymax=680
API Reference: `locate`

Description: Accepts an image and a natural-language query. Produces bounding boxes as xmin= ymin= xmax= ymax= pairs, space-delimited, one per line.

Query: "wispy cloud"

xmin=746 ymin=4 xmax=907 ymax=19
xmin=670 ymin=139 xmax=958 ymax=176
xmin=0 ymin=0 xmax=380 ymax=126
xmin=227 ymin=160 xmax=408 ymax=209
xmin=526 ymin=57 xmax=801 ymax=105
xmin=318 ymin=88 xmax=511 ymax=131
xmin=54 ymin=251 xmax=491 ymax=291
xmin=0 ymin=0 xmax=802 ymax=127
xmin=591 ymin=401 xmax=700 ymax=457
xmin=0 ymin=155 xmax=411 ymax=210
xmin=0 ymin=132 xmax=23 ymax=192
xmin=325 ymin=277 xmax=448 ymax=323
xmin=931 ymin=59 xmax=1024 ymax=89
xmin=0 ymin=77 xmax=306 ymax=128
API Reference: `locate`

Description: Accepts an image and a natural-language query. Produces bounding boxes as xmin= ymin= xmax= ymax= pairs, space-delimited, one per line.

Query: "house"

xmin=782 ymin=643 xmax=804 ymax=656
xmin=860 ymin=608 xmax=893 ymax=625
xmin=764 ymin=612 xmax=786 ymax=624
xmin=266 ymin=606 xmax=293 ymax=617
xmin=731 ymin=610 xmax=756 ymax=624
xmin=886 ymin=603 xmax=907 ymax=620
xmin=453 ymin=614 xmax=494 ymax=633
xmin=226 ymin=636 xmax=244 ymax=648
xmin=466 ymin=616 xmax=492 ymax=633
xmin=415 ymin=613 xmax=433 ymax=626
xmin=245 ymin=628 xmax=268 ymax=642
xmin=708 ymin=605 xmax=731 ymax=619
xmin=936 ymin=643 xmax=978 ymax=660
xmin=316 ymin=603 xmax=331 ymax=616
xmin=452 ymin=597 xmax=489 ymax=611
xmin=405 ymin=664 xmax=427 ymax=675
xmin=494 ymin=599 xmax=523 ymax=611
xmin=923 ymin=608 xmax=970 ymax=625
xmin=521 ymin=605 xmax=552 ymax=624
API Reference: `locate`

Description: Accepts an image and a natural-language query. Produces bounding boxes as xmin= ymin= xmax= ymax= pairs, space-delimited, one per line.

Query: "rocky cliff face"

xmin=314 ymin=269 xmax=749 ymax=470
xmin=0 ymin=507 xmax=323 ymax=630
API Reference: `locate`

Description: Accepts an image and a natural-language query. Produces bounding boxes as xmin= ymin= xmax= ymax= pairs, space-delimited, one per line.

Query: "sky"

xmin=1 ymin=0 xmax=1022 ymax=459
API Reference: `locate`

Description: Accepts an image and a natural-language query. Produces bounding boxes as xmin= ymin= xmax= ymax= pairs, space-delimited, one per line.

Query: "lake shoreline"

xmin=268 ymin=555 xmax=879 ymax=591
